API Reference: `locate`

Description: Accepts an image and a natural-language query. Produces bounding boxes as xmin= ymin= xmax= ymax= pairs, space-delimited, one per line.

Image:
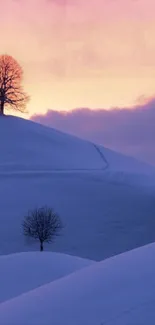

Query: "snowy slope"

xmin=0 ymin=115 xmax=155 ymax=174
xmin=1 ymin=116 xmax=155 ymax=260
xmin=0 ymin=115 xmax=105 ymax=171
xmin=0 ymin=243 xmax=155 ymax=325
xmin=0 ymin=252 xmax=94 ymax=303
xmin=2 ymin=169 xmax=155 ymax=260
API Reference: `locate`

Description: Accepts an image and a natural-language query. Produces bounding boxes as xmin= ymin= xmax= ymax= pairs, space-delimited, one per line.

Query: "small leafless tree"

xmin=0 ymin=54 xmax=29 ymax=115
xmin=23 ymin=207 xmax=63 ymax=251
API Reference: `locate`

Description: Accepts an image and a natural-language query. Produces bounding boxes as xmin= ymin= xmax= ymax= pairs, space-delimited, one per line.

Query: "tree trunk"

xmin=0 ymin=101 xmax=4 ymax=115
xmin=40 ymin=241 xmax=43 ymax=251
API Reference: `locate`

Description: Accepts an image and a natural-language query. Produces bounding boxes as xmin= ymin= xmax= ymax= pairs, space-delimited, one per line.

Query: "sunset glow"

xmin=1 ymin=0 xmax=155 ymax=116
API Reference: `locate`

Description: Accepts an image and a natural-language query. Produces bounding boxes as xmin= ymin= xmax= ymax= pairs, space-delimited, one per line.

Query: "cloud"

xmin=47 ymin=0 xmax=77 ymax=5
xmin=31 ymin=98 xmax=155 ymax=165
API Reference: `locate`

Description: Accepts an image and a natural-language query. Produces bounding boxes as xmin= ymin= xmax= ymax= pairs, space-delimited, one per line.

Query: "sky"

xmin=32 ymin=98 xmax=155 ymax=165
xmin=1 ymin=0 xmax=155 ymax=164
xmin=1 ymin=0 xmax=155 ymax=116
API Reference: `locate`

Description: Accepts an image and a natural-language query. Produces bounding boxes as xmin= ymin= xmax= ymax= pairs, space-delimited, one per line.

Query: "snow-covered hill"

xmin=0 ymin=115 xmax=106 ymax=172
xmin=0 ymin=251 xmax=94 ymax=303
xmin=0 ymin=115 xmax=154 ymax=174
xmin=0 ymin=243 xmax=155 ymax=325
xmin=0 ymin=115 xmax=155 ymax=260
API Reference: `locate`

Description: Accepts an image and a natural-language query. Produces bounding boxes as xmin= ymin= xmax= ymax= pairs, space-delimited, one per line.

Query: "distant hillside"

xmin=0 ymin=116 xmax=155 ymax=260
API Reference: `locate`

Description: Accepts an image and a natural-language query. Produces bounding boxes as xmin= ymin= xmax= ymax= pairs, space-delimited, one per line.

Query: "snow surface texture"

xmin=0 ymin=115 xmax=154 ymax=174
xmin=0 ymin=252 xmax=94 ymax=303
xmin=0 ymin=243 xmax=155 ymax=325
xmin=1 ymin=116 xmax=155 ymax=260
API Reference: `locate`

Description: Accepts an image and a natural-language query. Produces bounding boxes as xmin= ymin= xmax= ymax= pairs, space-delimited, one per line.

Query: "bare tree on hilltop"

xmin=23 ymin=207 xmax=63 ymax=251
xmin=0 ymin=54 xmax=29 ymax=115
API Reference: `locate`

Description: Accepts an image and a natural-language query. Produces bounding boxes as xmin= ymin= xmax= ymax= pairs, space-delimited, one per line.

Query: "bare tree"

xmin=23 ymin=207 xmax=63 ymax=251
xmin=0 ymin=54 xmax=29 ymax=115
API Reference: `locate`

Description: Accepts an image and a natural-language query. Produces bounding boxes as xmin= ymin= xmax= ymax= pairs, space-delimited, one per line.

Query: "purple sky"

xmin=32 ymin=98 xmax=155 ymax=165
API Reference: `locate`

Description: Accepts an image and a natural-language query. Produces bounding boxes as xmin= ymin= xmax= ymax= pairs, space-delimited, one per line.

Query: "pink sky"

xmin=1 ymin=0 xmax=155 ymax=116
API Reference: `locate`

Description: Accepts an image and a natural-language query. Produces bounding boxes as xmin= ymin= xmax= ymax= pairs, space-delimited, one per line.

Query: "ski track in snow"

xmin=93 ymin=143 xmax=109 ymax=170
xmin=0 ymin=142 xmax=109 ymax=175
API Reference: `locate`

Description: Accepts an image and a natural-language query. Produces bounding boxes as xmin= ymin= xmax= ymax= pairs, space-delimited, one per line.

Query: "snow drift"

xmin=0 ymin=251 xmax=94 ymax=303
xmin=0 ymin=243 xmax=155 ymax=325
